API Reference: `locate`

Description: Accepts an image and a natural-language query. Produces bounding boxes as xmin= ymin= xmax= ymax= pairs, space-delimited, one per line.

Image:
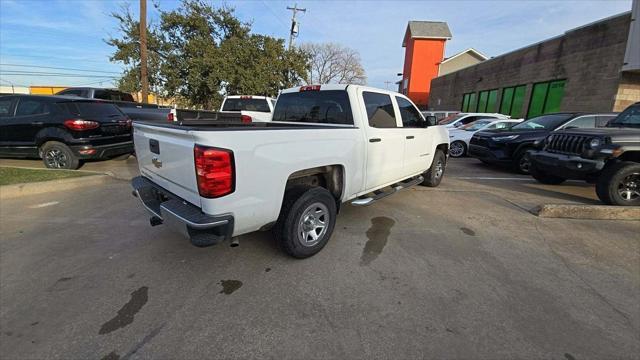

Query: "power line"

xmin=260 ymin=0 xmax=289 ymax=29
xmin=0 ymin=63 xmax=121 ymax=74
xmin=1 ymin=71 xmax=119 ymax=78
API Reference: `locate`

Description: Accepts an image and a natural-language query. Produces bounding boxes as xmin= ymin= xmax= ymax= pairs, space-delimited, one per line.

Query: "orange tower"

xmin=400 ymin=21 xmax=451 ymax=108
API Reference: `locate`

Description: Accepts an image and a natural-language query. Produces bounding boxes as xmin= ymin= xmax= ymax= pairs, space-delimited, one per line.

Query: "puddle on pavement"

xmin=99 ymin=286 xmax=149 ymax=335
xmin=219 ymin=280 xmax=243 ymax=295
xmin=360 ymin=216 xmax=395 ymax=266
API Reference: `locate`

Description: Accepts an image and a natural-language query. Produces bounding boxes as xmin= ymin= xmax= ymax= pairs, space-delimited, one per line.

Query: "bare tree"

xmin=300 ymin=42 xmax=366 ymax=85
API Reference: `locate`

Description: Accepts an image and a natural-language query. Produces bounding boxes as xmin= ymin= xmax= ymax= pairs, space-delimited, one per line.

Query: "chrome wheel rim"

xmin=45 ymin=149 xmax=67 ymax=168
xmin=449 ymin=142 xmax=464 ymax=157
xmin=297 ymin=202 xmax=329 ymax=247
xmin=617 ymin=173 xmax=640 ymax=202
xmin=435 ymin=159 xmax=444 ymax=179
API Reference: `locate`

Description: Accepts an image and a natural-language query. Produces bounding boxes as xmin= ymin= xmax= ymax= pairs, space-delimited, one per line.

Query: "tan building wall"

xmin=614 ymin=72 xmax=640 ymax=111
xmin=439 ymin=52 xmax=485 ymax=76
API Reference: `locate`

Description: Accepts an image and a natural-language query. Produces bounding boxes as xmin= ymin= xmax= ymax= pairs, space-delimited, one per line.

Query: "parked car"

xmin=528 ymin=103 xmax=639 ymax=206
xmin=422 ymin=110 xmax=459 ymax=122
xmin=0 ymin=95 xmax=133 ymax=169
xmin=468 ymin=112 xmax=618 ymax=173
xmin=438 ymin=112 xmax=510 ymax=129
xmin=55 ymin=87 xmax=174 ymax=122
xmin=448 ymin=119 xmax=522 ymax=158
xmin=130 ymin=84 xmax=449 ymax=258
xmin=220 ymin=95 xmax=276 ymax=122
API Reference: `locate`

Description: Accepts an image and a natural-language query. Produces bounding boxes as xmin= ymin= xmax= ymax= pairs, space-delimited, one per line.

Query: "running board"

xmin=351 ymin=176 xmax=424 ymax=206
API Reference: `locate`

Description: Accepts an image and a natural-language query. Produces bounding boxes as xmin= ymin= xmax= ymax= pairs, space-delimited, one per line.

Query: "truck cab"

xmin=220 ymin=95 xmax=276 ymax=122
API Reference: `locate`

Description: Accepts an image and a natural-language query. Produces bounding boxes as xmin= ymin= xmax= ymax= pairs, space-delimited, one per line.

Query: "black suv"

xmin=529 ymin=103 xmax=640 ymax=206
xmin=468 ymin=112 xmax=617 ymax=173
xmin=0 ymin=95 xmax=133 ymax=169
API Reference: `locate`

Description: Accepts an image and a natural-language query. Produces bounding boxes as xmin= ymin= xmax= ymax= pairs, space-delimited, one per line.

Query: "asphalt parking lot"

xmin=1 ymin=157 xmax=639 ymax=359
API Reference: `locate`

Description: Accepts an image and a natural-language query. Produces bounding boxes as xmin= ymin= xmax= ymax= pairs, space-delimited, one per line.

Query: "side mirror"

xmin=425 ymin=115 xmax=437 ymax=126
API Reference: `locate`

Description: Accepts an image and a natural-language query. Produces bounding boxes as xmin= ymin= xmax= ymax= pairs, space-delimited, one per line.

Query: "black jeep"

xmin=529 ymin=102 xmax=640 ymax=206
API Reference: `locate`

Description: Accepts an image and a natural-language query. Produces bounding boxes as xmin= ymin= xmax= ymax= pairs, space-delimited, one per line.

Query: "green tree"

xmin=107 ymin=0 xmax=309 ymax=109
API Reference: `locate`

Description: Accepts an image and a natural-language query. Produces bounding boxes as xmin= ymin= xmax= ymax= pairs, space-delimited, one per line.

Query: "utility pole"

xmin=139 ymin=0 xmax=149 ymax=103
xmin=286 ymin=3 xmax=306 ymax=49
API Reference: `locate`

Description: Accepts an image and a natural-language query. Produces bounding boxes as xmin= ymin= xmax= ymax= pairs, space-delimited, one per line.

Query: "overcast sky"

xmin=0 ymin=0 xmax=633 ymax=90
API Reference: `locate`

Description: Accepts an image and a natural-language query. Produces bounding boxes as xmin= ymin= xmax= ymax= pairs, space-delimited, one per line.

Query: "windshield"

xmin=608 ymin=104 xmax=640 ymax=128
xmin=511 ymin=114 xmax=574 ymax=130
xmin=462 ymin=120 xmax=492 ymax=131
xmin=222 ymin=98 xmax=271 ymax=112
xmin=439 ymin=114 xmax=466 ymax=125
xmin=272 ymin=90 xmax=353 ymax=125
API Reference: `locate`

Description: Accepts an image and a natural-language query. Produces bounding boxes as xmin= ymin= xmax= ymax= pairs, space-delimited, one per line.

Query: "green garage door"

xmin=527 ymin=80 xmax=566 ymax=118
xmin=468 ymin=92 xmax=478 ymax=112
xmin=486 ymin=89 xmax=498 ymax=113
xmin=461 ymin=93 xmax=471 ymax=111
xmin=499 ymin=85 xmax=526 ymax=118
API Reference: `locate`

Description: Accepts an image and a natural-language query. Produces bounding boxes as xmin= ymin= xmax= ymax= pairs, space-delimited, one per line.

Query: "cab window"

xmin=395 ymin=96 xmax=424 ymax=128
xmin=563 ymin=116 xmax=596 ymax=129
xmin=0 ymin=98 xmax=16 ymax=117
xmin=363 ymin=92 xmax=397 ymax=128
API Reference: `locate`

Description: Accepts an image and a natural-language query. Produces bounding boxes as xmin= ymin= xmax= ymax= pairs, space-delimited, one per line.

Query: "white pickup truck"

xmin=220 ymin=95 xmax=276 ymax=122
xmin=131 ymin=84 xmax=449 ymax=258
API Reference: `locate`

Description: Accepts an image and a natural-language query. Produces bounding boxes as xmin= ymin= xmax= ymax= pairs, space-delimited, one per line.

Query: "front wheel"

xmin=40 ymin=141 xmax=80 ymax=170
xmin=595 ymin=162 xmax=640 ymax=206
xmin=513 ymin=149 xmax=532 ymax=174
xmin=449 ymin=141 xmax=467 ymax=158
xmin=273 ymin=185 xmax=337 ymax=258
xmin=421 ymin=149 xmax=446 ymax=187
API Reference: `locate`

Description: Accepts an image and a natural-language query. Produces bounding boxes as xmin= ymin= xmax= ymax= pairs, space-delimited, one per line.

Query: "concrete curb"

xmin=0 ymin=175 xmax=111 ymax=199
xmin=532 ymin=204 xmax=640 ymax=220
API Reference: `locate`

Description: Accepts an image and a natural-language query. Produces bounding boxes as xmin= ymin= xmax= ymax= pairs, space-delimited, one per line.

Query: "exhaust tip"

xmin=230 ymin=239 xmax=239 ymax=247
xmin=150 ymin=216 xmax=163 ymax=226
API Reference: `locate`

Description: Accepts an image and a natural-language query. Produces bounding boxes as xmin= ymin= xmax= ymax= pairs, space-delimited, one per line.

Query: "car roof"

xmin=0 ymin=94 xmax=114 ymax=103
xmin=225 ymin=95 xmax=273 ymax=100
xmin=280 ymin=84 xmax=408 ymax=98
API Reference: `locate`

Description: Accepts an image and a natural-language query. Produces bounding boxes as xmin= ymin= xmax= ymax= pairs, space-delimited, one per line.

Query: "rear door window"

xmin=395 ymin=96 xmax=424 ymax=128
xmin=222 ymin=98 xmax=271 ymax=113
xmin=362 ymin=92 xmax=397 ymax=128
xmin=272 ymin=90 xmax=354 ymax=125
xmin=61 ymin=102 xmax=124 ymax=118
xmin=16 ymin=99 xmax=49 ymax=116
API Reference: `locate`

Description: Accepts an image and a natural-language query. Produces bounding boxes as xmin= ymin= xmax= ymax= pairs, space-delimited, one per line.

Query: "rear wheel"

xmin=273 ymin=185 xmax=337 ymax=258
xmin=529 ymin=165 xmax=566 ymax=185
xmin=421 ymin=149 xmax=446 ymax=187
xmin=595 ymin=162 xmax=640 ymax=206
xmin=40 ymin=141 xmax=80 ymax=170
xmin=449 ymin=141 xmax=466 ymax=158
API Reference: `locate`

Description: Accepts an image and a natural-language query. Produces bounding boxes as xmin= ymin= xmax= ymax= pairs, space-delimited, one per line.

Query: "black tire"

xmin=40 ymin=141 xmax=80 ymax=170
xmin=449 ymin=141 xmax=467 ymax=158
xmin=513 ymin=148 xmax=532 ymax=174
xmin=529 ymin=165 xmax=566 ymax=185
xmin=273 ymin=185 xmax=337 ymax=258
xmin=595 ymin=161 xmax=640 ymax=206
xmin=421 ymin=149 xmax=446 ymax=187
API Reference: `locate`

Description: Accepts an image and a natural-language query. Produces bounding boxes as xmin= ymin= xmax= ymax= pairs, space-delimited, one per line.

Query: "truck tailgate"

xmin=133 ymin=123 xmax=201 ymax=207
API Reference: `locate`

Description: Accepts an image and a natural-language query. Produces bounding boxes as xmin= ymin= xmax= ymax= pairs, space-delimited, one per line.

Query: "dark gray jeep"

xmin=529 ymin=102 xmax=640 ymax=206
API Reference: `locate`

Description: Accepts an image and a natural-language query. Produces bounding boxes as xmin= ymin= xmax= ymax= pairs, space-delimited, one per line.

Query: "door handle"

xmin=31 ymin=122 xmax=44 ymax=125
xmin=369 ymin=138 xmax=381 ymax=143
xmin=406 ymin=135 xmax=415 ymax=139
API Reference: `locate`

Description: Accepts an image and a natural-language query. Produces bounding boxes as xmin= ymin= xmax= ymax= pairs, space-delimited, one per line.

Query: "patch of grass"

xmin=0 ymin=167 xmax=94 ymax=186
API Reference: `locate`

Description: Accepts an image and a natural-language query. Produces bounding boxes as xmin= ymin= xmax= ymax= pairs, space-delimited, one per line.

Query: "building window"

xmin=527 ymin=79 xmax=566 ymax=118
xmin=475 ymin=89 xmax=498 ymax=113
xmin=500 ymin=85 xmax=526 ymax=118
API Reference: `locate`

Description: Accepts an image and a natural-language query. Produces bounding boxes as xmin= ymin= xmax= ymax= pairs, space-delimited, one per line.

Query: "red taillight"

xmin=63 ymin=119 xmax=100 ymax=131
xmin=194 ymin=145 xmax=234 ymax=198
xmin=240 ymin=95 xmax=253 ymax=99
xmin=240 ymin=114 xmax=252 ymax=124
xmin=300 ymin=85 xmax=321 ymax=92
xmin=167 ymin=112 xmax=174 ymax=122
